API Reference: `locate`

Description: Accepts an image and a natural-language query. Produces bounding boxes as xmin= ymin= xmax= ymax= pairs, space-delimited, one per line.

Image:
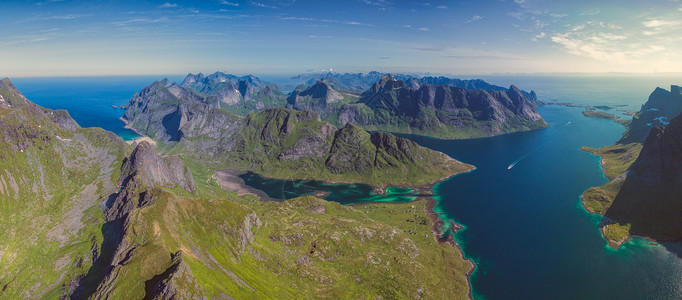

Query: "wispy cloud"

xmin=579 ymin=9 xmax=600 ymax=16
xmin=35 ymin=0 xmax=64 ymax=6
xmin=437 ymin=5 xmax=447 ymax=9
xmin=466 ymin=15 xmax=483 ymax=23
xmin=251 ymin=1 xmax=276 ymax=8
xmin=550 ymin=17 xmax=673 ymax=63
xmin=531 ymin=31 xmax=545 ymax=41
xmin=111 ymin=17 xmax=169 ymax=27
xmin=361 ymin=0 xmax=392 ymax=7
xmin=159 ymin=2 xmax=177 ymax=8
xmin=642 ymin=19 xmax=680 ymax=28
xmin=279 ymin=16 xmax=374 ymax=26
xmin=412 ymin=46 xmax=449 ymax=52
xmin=221 ymin=0 xmax=239 ymax=6
xmin=417 ymin=27 xmax=429 ymax=31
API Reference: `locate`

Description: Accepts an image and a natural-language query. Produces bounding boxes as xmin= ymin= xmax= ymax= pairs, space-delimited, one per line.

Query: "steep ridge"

xmin=180 ymin=72 xmax=286 ymax=114
xmin=601 ymin=112 xmax=682 ymax=241
xmin=0 ymin=78 xmax=131 ymax=298
xmin=287 ymin=81 xmax=346 ymax=113
xmin=123 ymin=80 xmax=474 ymax=187
xmin=290 ymin=71 xmax=538 ymax=102
xmin=332 ymin=75 xmax=547 ymax=139
xmin=291 ymin=71 xmax=414 ymax=92
xmin=619 ymin=85 xmax=682 ymax=144
xmin=418 ymin=76 xmax=538 ymax=102
xmin=581 ymin=84 xmax=682 ymax=245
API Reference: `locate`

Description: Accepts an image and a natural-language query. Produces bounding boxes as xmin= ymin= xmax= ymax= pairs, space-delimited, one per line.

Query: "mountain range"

xmin=0 ymin=78 xmax=473 ymax=298
xmin=289 ymin=75 xmax=547 ymax=139
xmin=290 ymin=71 xmax=538 ymax=101
xmin=122 ymin=78 xmax=474 ymax=188
xmin=152 ymin=71 xmax=546 ymax=139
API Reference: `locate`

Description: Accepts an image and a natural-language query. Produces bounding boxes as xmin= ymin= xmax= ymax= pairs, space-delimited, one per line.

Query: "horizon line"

xmin=5 ymin=71 xmax=682 ymax=79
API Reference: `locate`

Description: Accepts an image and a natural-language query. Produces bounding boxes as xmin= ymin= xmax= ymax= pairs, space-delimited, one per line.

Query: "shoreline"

xmin=119 ymin=116 xmax=158 ymax=147
xmin=119 ymin=116 xmax=147 ymax=138
xmin=212 ymin=169 xmax=274 ymax=201
xmin=213 ymin=167 xmax=476 ymax=300
xmin=220 ymin=163 xmax=476 ymax=193
xmin=423 ymin=197 xmax=475 ymax=300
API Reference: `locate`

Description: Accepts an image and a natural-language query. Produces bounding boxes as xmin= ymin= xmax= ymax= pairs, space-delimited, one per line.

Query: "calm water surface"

xmin=12 ymin=76 xmax=183 ymax=140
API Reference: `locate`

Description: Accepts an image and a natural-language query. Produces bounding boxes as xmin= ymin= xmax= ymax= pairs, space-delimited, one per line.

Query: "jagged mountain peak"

xmin=619 ymin=84 xmax=682 ymax=144
xmin=117 ymin=141 xmax=195 ymax=193
xmin=0 ymin=77 xmax=28 ymax=106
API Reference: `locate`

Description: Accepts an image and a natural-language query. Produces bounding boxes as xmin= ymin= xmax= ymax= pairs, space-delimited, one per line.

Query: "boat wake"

xmin=507 ymin=121 xmax=572 ymax=170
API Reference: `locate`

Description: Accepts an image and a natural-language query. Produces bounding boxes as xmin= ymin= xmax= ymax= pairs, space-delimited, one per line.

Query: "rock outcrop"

xmin=619 ymin=85 xmax=682 ymax=144
xmin=117 ymin=141 xmax=195 ymax=193
xmin=604 ymin=111 xmax=682 ymax=240
xmin=180 ymin=72 xmax=286 ymax=113
xmin=287 ymin=81 xmax=344 ymax=113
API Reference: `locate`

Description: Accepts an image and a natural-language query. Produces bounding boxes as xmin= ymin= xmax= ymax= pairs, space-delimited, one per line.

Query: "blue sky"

xmin=2 ymin=0 xmax=682 ymax=76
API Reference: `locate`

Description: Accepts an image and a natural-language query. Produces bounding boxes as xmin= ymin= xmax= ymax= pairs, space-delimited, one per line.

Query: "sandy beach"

xmin=213 ymin=169 xmax=273 ymax=200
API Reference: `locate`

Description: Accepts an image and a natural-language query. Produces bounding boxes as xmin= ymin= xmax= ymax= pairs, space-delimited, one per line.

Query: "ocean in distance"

xmin=11 ymin=74 xmax=682 ymax=299
xmin=11 ymin=76 xmax=185 ymax=141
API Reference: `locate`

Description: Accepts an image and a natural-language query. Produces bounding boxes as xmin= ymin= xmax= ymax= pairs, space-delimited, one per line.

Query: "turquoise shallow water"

xmin=13 ymin=75 xmax=682 ymax=299
xmin=239 ymin=171 xmax=419 ymax=204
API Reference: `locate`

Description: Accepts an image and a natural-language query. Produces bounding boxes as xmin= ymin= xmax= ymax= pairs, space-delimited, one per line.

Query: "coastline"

xmin=423 ymin=197 xmax=475 ymax=300
xmin=120 ymin=115 xmax=158 ymax=146
xmin=212 ymin=169 xmax=274 ymax=200
xmin=217 ymin=163 xmax=476 ymax=193
xmin=119 ymin=115 xmax=147 ymax=138
xmin=378 ymin=123 xmax=549 ymax=142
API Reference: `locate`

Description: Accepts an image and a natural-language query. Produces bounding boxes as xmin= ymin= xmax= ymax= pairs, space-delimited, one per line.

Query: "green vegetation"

xmin=601 ymin=223 xmax=631 ymax=246
xmin=580 ymin=143 xmax=642 ymax=214
xmin=98 ymin=181 xmax=471 ymax=299
xmin=162 ymin=108 xmax=475 ymax=188
xmin=582 ymin=110 xmax=630 ymax=127
xmin=0 ymin=93 xmax=130 ymax=298
xmin=0 ymin=80 xmax=472 ymax=299
xmin=334 ymin=111 xmax=549 ymax=139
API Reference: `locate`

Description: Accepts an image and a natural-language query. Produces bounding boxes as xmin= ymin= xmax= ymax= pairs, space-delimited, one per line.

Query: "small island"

xmin=581 ymin=110 xmax=630 ymax=126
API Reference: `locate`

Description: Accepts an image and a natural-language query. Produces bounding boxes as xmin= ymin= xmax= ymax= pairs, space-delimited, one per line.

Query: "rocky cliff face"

xmin=603 ymin=111 xmax=682 ymax=240
xmin=180 ymin=72 xmax=286 ymax=114
xmin=123 ymin=79 xmax=474 ymax=187
xmin=290 ymin=71 xmax=538 ymax=101
xmin=287 ymin=81 xmax=344 ymax=113
xmin=291 ymin=71 xmax=414 ymax=92
xmin=619 ymin=85 xmax=682 ymax=144
xmin=581 ymin=84 xmax=682 ymax=244
xmin=419 ymin=76 xmax=538 ymax=102
xmin=333 ymin=75 xmax=546 ymax=139
xmin=0 ymin=78 xmax=132 ymax=299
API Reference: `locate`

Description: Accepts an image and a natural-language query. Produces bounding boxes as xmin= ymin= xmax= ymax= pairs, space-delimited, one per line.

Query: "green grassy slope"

xmin=0 ymin=82 xmax=131 ymax=298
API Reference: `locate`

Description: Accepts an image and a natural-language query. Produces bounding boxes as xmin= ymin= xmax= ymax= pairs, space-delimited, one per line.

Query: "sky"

xmin=1 ymin=0 xmax=682 ymax=76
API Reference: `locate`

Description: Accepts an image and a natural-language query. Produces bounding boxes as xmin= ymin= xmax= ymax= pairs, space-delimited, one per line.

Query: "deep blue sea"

xmin=12 ymin=74 xmax=682 ymax=299
xmin=11 ymin=76 xmax=184 ymax=141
